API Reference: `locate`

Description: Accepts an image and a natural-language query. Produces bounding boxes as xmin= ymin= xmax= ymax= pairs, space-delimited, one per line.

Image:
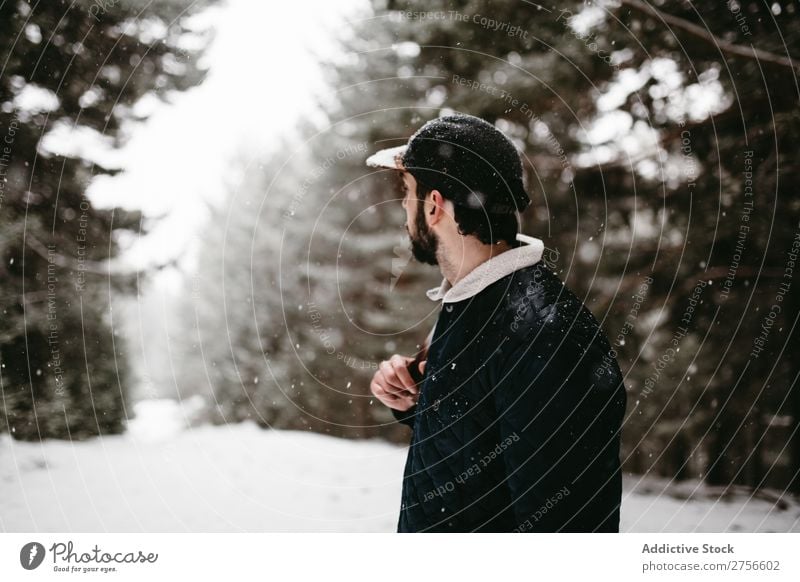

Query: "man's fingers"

xmin=372 ymin=354 xmax=422 ymax=412
xmin=377 ymin=362 xmax=398 ymax=395
xmin=379 ymin=360 xmax=412 ymax=396
xmin=390 ymin=355 xmax=418 ymax=394
xmin=371 ymin=381 xmax=398 ymax=402
xmin=371 ymin=381 xmax=417 ymax=411
xmin=374 ymin=369 xmax=400 ymax=398
xmin=369 ymin=378 xmax=384 ymax=398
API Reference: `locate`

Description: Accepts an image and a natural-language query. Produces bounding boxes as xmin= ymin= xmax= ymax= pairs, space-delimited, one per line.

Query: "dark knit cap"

xmin=366 ymin=113 xmax=530 ymax=214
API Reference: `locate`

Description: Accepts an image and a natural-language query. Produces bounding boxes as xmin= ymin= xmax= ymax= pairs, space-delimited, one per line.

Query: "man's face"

xmin=399 ymin=171 xmax=439 ymax=266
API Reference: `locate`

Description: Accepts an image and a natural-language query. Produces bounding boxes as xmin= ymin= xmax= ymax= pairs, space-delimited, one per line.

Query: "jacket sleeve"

xmin=391 ymin=405 xmax=417 ymax=428
xmin=491 ymin=338 xmax=590 ymax=532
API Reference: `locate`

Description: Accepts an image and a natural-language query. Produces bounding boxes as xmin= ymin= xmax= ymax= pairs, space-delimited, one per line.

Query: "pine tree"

xmin=0 ymin=0 xmax=215 ymax=440
xmin=179 ymin=0 xmax=800 ymax=491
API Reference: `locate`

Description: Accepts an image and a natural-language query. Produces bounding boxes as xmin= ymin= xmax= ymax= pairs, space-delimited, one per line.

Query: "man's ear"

xmin=427 ymin=190 xmax=447 ymax=226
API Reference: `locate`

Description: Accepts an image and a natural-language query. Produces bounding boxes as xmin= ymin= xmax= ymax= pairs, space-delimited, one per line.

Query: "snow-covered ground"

xmin=1 ymin=400 xmax=798 ymax=532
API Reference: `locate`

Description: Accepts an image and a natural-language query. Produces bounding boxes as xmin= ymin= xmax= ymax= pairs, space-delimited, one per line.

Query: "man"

xmin=366 ymin=113 xmax=627 ymax=532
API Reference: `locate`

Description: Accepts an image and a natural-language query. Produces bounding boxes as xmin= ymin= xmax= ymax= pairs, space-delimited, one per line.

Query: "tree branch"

xmin=24 ymin=234 xmax=176 ymax=276
xmin=619 ymin=0 xmax=799 ymax=71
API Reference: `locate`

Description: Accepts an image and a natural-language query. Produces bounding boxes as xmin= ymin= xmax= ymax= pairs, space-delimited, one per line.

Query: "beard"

xmin=409 ymin=197 xmax=439 ymax=266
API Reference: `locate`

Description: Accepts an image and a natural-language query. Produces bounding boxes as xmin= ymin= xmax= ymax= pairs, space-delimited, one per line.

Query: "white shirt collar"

xmin=426 ymin=233 xmax=545 ymax=303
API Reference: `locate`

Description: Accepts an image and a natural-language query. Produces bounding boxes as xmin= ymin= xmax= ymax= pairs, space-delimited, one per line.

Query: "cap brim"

xmin=365 ymin=145 xmax=407 ymax=169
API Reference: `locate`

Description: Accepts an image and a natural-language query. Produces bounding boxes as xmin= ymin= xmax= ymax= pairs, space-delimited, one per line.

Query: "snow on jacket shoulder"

xmin=393 ymin=260 xmax=627 ymax=532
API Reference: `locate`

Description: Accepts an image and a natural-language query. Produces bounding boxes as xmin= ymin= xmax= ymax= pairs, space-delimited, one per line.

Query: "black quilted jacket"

xmin=391 ymin=261 xmax=627 ymax=532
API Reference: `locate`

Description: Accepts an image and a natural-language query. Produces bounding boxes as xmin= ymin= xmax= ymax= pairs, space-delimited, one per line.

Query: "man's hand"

xmin=371 ymin=354 xmax=425 ymax=412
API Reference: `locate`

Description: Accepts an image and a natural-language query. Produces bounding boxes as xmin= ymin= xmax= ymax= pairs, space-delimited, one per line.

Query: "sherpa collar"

xmin=426 ymin=233 xmax=545 ymax=303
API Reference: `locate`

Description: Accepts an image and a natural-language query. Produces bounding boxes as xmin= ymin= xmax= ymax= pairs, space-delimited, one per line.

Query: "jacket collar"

xmin=426 ymin=233 xmax=545 ymax=303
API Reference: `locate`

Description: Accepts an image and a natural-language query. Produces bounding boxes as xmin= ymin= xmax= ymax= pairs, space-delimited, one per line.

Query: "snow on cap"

xmin=365 ymin=145 xmax=407 ymax=169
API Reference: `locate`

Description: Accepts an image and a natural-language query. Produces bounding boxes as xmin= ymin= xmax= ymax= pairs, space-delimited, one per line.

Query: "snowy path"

xmin=1 ymin=403 xmax=798 ymax=532
xmin=1 ymin=422 xmax=402 ymax=532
